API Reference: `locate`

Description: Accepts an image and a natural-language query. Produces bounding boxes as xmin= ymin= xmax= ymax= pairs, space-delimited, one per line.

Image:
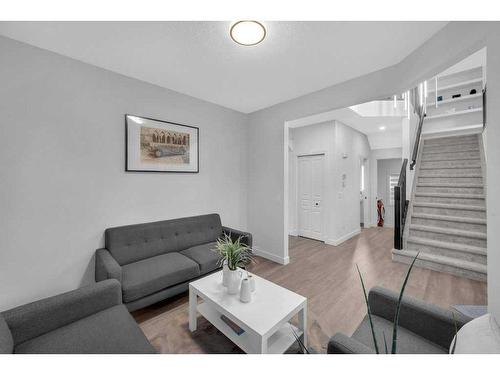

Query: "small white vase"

xmin=227 ymin=269 xmax=242 ymax=294
xmin=222 ymin=263 xmax=229 ymax=286
xmin=247 ymin=274 xmax=256 ymax=292
xmin=240 ymin=278 xmax=252 ymax=303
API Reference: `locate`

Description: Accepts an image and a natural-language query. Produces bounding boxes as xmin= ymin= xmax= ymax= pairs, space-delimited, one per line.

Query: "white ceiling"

xmin=288 ymin=103 xmax=404 ymax=149
xmin=0 ymin=21 xmax=447 ymax=113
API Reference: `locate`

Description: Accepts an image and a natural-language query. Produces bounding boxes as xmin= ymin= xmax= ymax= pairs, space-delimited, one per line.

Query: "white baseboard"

xmin=325 ymin=228 xmax=361 ymax=246
xmin=289 ymin=229 xmax=298 ymax=236
xmin=252 ymin=247 xmax=290 ymax=265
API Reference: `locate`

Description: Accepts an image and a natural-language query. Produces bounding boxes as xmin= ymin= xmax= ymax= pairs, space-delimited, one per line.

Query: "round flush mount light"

xmin=379 ymin=126 xmax=386 ymax=131
xmin=230 ymin=21 xmax=266 ymax=46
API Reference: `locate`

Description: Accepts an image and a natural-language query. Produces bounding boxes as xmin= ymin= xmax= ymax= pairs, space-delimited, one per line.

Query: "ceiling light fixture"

xmin=379 ymin=126 xmax=386 ymax=131
xmin=230 ymin=21 xmax=266 ymax=46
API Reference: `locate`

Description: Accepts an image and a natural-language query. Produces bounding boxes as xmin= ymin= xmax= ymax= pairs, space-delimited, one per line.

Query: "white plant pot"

xmin=227 ymin=269 xmax=242 ymax=294
xmin=240 ymin=278 xmax=252 ymax=303
xmin=247 ymin=274 xmax=256 ymax=292
xmin=222 ymin=263 xmax=229 ymax=286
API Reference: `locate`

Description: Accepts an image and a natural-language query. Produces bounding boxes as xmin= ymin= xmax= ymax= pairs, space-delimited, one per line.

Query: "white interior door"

xmin=298 ymin=154 xmax=324 ymax=241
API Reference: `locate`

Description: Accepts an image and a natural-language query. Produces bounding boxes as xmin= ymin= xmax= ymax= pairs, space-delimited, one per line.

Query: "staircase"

xmin=392 ymin=134 xmax=487 ymax=281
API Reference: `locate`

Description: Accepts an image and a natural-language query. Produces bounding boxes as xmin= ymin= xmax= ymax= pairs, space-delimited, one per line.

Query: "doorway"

xmin=297 ymin=154 xmax=325 ymax=241
xmin=360 ymin=158 xmax=368 ymax=228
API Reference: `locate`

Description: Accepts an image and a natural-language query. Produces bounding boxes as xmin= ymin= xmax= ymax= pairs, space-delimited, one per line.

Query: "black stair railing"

xmin=394 ymin=158 xmax=409 ymax=250
xmin=410 ymin=113 xmax=426 ymax=170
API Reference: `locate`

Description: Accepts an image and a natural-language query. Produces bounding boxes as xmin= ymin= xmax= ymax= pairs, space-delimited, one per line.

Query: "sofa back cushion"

xmin=0 ymin=314 xmax=14 ymax=354
xmin=105 ymin=214 xmax=223 ymax=265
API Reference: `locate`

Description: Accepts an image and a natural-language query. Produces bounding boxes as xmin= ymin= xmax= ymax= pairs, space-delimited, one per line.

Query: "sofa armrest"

xmin=222 ymin=226 xmax=253 ymax=248
xmin=95 ymin=248 xmax=122 ymax=283
xmin=327 ymin=333 xmax=375 ymax=354
xmin=368 ymin=286 xmax=471 ymax=349
xmin=2 ymin=279 xmax=122 ymax=346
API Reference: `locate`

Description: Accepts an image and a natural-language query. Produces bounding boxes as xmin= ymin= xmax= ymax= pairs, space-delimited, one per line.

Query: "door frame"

xmin=295 ymin=152 xmax=327 ymax=242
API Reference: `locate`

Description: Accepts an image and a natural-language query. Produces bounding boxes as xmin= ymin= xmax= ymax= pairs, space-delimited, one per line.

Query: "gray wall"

xmin=0 ymin=36 xmax=248 ymax=310
xmin=377 ymin=158 xmax=402 ymax=228
xmin=486 ymin=27 xmax=500 ymax=321
xmin=246 ymin=22 xmax=500 ymax=319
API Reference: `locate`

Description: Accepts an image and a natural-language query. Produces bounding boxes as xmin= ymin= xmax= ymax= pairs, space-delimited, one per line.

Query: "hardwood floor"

xmin=132 ymin=227 xmax=487 ymax=353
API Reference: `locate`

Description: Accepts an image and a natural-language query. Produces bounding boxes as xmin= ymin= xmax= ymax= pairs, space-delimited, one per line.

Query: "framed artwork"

xmin=125 ymin=114 xmax=199 ymax=173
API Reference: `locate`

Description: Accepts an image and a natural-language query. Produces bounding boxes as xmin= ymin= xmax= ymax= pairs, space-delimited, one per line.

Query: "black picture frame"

xmin=125 ymin=114 xmax=199 ymax=173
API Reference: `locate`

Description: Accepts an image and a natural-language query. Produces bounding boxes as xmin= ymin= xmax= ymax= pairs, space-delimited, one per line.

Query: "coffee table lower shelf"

xmin=197 ymin=302 xmax=302 ymax=354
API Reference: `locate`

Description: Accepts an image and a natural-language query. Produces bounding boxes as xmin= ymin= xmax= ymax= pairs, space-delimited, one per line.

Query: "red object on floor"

xmin=377 ymin=199 xmax=385 ymax=227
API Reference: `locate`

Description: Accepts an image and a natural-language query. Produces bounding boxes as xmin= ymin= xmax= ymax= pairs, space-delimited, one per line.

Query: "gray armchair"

xmin=0 ymin=280 xmax=155 ymax=354
xmin=328 ymin=286 xmax=471 ymax=354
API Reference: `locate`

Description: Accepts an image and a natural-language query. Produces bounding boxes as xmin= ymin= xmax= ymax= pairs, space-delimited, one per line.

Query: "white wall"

xmin=330 ymin=121 xmax=371 ymax=243
xmin=0 ymin=36 xmax=248 ymax=310
xmin=288 ymin=121 xmax=370 ymax=245
xmin=486 ymin=27 xmax=500 ymax=321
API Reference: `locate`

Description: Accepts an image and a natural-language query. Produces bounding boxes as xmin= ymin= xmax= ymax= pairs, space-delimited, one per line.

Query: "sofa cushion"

xmin=121 ymin=252 xmax=200 ymax=303
xmin=180 ymin=242 xmax=220 ymax=274
xmin=0 ymin=314 xmax=13 ymax=354
xmin=14 ymin=305 xmax=155 ymax=354
xmin=105 ymin=214 xmax=223 ymax=265
xmin=352 ymin=314 xmax=447 ymax=354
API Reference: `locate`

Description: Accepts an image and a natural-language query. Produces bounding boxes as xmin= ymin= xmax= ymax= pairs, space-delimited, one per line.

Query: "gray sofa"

xmin=0 ymin=280 xmax=155 ymax=354
xmin=328 ymin=286 xmax=471 ymax=354
xmin=95 ymin=214 xmax=252 ymax=312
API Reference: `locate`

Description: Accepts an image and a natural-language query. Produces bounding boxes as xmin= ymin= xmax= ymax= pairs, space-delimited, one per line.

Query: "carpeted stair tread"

xmin=407 ymin=236 xmax=487 ymax=255
xmin=410 ymin=224 xmax=487 ymax=239
xmin=411 ymin=212 xmax=487 ymax=225
xmin=392 ymin=249 xmax=487 ymax=274
xmin=418 ymin=172 xmax=482 ymax=178
xmin=416 ymin=182 xmax=483 ymax=188
xmin=413 ymin=202 xmax=486 ymax=211
xmin=415 ymin=192 xmax=485 ymax=199
xmin=420 ymin=164 xmax=481 ymax=170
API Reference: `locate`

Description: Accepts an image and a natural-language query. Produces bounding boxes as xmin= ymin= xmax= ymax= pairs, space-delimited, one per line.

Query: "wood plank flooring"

xmin=132 ymin=227 xmax=487 ymax=353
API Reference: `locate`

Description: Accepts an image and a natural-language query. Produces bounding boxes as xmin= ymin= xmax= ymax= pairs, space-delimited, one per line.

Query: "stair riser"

xmin=420 ymin=160 xmax=481 ymax=169
xmin=423 ymin=143 xmax=479 ymax=150
xmin=424 ymin=135 xmax=478 ymax=145
xmin=413 ymin=205 xmax=486 ymax=219
xmin=411 ymin=217 xmax=487 ymax=233
xmin=423 ymin=145 xmax=479 ymax=153
xmin=416 ymin=186 xmax=484 ymax=194
xmin=418 ymin=168 xmax=481 ymax=176
xmin=409 ymin=229 xmax=486 ymax=247
xmin=421 ymin=151 xmax=480 ymax=161
xmin=418 ymin=176 xmax=483 ymax=184
xmin=414 ymin=196 xmax=485 ymax=206
xmin=406 ymin=242 xmax=487 ymax=264
xmin=393 ymin=252 xmax=486 ymax=281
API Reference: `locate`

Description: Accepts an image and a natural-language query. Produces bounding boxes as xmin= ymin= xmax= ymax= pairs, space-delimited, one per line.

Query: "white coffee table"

xmin=189 ymin=270 xmax=307 ymax=354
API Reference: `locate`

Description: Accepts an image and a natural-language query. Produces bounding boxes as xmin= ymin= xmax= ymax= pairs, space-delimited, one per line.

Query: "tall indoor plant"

xmin=214 ymin=234 xmax=253 ymax=294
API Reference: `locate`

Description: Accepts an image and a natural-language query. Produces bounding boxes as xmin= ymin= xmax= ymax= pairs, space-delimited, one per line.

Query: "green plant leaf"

xmin=391 ymin=252 xmax=419 ymax=354
xmin=356 ymin=264 xmax=379 ymax=354
xmin=383 ymin=332 xmax=388 ymax=354
xmin=213 ymin=233 xmax=252 ymax=271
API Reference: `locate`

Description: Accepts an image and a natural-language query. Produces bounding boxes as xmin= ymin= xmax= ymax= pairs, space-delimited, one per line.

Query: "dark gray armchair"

xmin=0 ymin=280 xmax=155 ymax=354
xmin=328 ymin=287 xmax=471 ymax=354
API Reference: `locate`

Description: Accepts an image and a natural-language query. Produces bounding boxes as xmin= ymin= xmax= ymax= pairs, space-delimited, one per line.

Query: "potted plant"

xmin=214 ymin=234 xmax=252 ymax=294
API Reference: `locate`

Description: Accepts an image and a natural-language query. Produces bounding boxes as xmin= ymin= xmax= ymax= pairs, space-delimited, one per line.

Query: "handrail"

xmin=394 ymin=158 xmax=409 ymax=250
xmin=410 ymin=113 xmax=425 ymax=170
xmin=483 ymin=85 xmax=487 ymax=130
